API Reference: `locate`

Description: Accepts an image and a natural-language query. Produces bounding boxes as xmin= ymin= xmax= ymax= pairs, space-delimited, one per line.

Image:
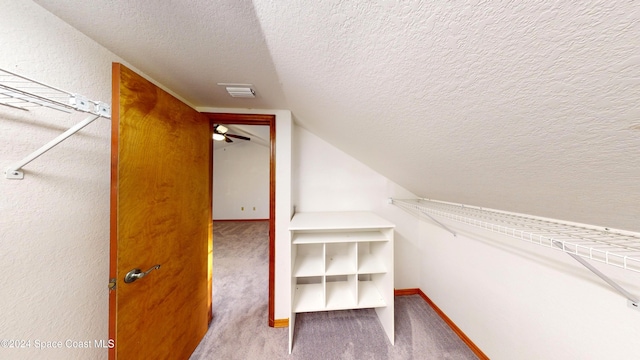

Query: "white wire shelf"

xmin=1 ymin=68 xmax=111 ymax=180
xmin=392 ymin=198 xmax=640 ymax=274
xmin=0 ymin=68 xmax=110 ymax=117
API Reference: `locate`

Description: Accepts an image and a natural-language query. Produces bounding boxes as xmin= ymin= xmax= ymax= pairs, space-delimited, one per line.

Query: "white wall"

xmin=213 ymin=140 xmax=269 ymax=220
xmin=419 ymin=217 xmax=640 ymax=359
xmin=0 ymin=2 xmax=118 ymax=359
xmin=293 ymin=126 xmax=421 ymax=290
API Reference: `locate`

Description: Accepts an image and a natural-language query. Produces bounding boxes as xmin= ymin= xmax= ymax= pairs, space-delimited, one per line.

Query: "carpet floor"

xmin=190 ymin=220 xmax=478 ymax=360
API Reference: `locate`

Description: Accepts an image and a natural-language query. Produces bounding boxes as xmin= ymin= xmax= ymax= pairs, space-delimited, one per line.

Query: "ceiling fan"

xmin=213 ymin=124 xmax=251 ymax=143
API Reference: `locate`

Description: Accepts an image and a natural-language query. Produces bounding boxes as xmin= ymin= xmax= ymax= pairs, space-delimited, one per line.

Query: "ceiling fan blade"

xmin=224 ymin=135 xmax=233 ymax=143
xmin=225 ymin=133 xmax=251 ymax=141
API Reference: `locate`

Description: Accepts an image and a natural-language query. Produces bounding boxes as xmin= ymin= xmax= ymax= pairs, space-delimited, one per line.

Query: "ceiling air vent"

xmin=218 ymin=83 xmax=256 ymax=98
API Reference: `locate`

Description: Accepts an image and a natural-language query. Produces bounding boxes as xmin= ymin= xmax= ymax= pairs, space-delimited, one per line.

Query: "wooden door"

xmin=109 ymin=63 xmax=212 ymax=360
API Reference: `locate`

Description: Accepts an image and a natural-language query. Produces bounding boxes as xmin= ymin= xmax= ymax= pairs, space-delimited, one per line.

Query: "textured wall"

xmin=0 ymin=1 xmax=117 ymax=359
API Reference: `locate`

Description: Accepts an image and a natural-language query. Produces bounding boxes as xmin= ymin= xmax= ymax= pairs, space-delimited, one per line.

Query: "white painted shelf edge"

xmin=292 ymin=230 xmax=389 ymax=244
xmin=289 ymin=211 xmax=395 ymax=231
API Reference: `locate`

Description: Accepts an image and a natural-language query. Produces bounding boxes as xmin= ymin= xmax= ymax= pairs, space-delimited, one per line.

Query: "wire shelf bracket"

xmin=1 ymin=68 xmax=111 ymax=180
xmin=391 ymin=198 xmax=640 ymax=310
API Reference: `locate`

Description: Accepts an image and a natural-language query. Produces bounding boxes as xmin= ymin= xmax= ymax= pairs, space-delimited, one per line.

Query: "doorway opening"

xmin=204 ymin=112 xmax=276 ymax=327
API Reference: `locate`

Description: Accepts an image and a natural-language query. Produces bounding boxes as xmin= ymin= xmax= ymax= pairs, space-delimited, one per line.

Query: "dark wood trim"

xmin=395 ymin=288 xmax=489 ymax=360
xmin=108 ymin=63 xmax=120 ymax=360
xmin=213 ymin=219 xmax=270 ymax=222
xmin=268 ymin=117 xmax=276 ymax=328
xmin=206 ymin=112 xmax=275 ymax=125
xmin=207 ymin=120 xmax=214 ymax=324
xmin=203 ymin=112 xmax=277 ymax=327
xmin=273 ymin=318 xmax=289 ymax=328
xmin=394 ymin=288 xmax=420 ymax=296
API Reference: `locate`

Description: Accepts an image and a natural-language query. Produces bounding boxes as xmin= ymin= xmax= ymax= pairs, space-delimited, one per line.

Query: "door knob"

xmin=124 ymin=264 xmax=161 ymax=283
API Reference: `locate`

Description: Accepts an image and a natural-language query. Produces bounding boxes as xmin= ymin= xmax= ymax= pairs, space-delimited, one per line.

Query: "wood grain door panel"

xmin=110 ymin=63 xmax=212 ymax=360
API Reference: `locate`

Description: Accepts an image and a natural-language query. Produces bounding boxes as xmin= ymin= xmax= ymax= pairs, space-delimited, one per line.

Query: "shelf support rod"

xmin=552 ymin=240 xmax=638 ymax=305
xmin=419 ymin=210 xmax=457 ymax=237
xmin=5 ymin=114 xmax=101 ymax=180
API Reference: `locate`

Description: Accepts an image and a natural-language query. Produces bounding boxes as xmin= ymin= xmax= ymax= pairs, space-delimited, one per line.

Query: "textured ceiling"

xmin=32 ymin=0 xmax=640 ymax=231
xmin=32 ymin=0 xmax=286 ymax=108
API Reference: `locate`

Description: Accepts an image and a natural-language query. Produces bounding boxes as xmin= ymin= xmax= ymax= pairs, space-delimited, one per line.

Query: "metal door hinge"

xmin=108 ymin=278 xmax=117 ymax=291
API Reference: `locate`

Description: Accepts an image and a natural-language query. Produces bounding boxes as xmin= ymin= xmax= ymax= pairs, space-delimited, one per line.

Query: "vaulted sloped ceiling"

xmin=33 ymin=0 xmax=640 ymax=231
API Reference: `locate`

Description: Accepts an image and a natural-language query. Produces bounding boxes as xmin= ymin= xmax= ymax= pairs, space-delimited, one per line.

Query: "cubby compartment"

xmin=357 ymin=273 xmax=386 ymax=307
xmin=325 ymin=242 xmax=356 ymax=275
xmin=325 ymin=274 xmax=357 ymax=309
xmin=357 ymin=241 xmax=388 ymax=274
xmin=293 ymin=243 xmax=324 ymax=277
xmin=293 ymin=276 xmax=324 ymax=312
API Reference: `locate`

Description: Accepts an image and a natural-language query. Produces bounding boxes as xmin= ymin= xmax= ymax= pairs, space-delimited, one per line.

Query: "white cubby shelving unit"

xmin=288 ymin=211 xmax=395 ymax=353
xmin=392 ymin=198 xmax=640 ymax=310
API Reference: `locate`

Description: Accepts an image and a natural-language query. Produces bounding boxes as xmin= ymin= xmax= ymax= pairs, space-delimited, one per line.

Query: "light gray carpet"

xmin=190 ymin=221 xmax=478 ymax=360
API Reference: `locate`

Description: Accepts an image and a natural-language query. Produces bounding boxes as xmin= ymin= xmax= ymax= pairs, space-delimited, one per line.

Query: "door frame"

xmin=204 ymin=112 xmax=276 ymax=327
